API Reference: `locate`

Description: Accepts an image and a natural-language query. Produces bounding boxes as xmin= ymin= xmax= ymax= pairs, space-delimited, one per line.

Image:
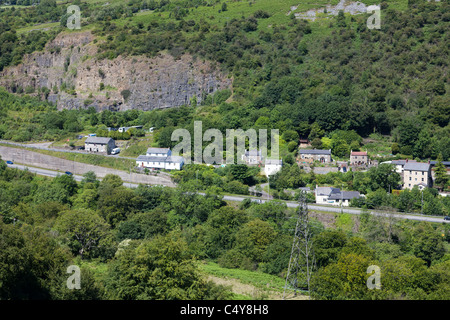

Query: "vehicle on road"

xmin=6 ymin=161 xmax=13 ymax=164
xmin=445 ymin=216 xmax=450 ymax=221
xmin=65 ymin=171 xmax=73 ymax=176
xmin=111 ymin=147 xmax=121 ymax=155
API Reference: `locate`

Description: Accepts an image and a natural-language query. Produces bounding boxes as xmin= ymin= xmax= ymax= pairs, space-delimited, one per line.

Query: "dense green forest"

xmin=0 ymin=158 xmax=449 ymax=299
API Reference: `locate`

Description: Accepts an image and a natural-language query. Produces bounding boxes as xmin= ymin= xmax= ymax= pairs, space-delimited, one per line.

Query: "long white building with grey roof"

xmin=136 ymin=147 xmax=184 ymax=171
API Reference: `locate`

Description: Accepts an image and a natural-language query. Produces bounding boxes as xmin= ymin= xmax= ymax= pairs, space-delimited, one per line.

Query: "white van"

xmin=111 ymin=148 xmax=121 ymax=155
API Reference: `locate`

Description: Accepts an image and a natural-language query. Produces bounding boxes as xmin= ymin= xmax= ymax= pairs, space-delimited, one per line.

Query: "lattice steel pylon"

xmin=283 ymin=191 xmax=316 ymax=300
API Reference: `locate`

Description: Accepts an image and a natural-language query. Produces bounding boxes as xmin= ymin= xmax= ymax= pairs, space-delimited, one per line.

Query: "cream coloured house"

xmin=403 ymin=162 xmax=432 ymax=190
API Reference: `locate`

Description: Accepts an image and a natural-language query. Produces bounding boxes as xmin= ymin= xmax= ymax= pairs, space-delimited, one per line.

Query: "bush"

xmin=121 ymin=89 xmax=131 ymax=101
xmin=400 ymin=145 xmax=413 ymax=156
xmin=391 ymin=143 xmax=400 ymax=155
xmin=217 ymin=249 xmax=255 ymax=270
xmin=223 ymin=180 xmax=249 ymax=195
xmin=287 ymin=140 xmax=298 ymax=153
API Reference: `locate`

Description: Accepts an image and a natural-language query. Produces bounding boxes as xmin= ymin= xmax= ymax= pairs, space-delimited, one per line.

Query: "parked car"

xmin=6 ymin=161 xmax=13 ymax=165
xmin=65 ymin=171 xmax=73 ymax=176
xmin=111 ymin=148 xmax=121 ymax=155
xmin=444 ymin=216 xmax=450 ymax=221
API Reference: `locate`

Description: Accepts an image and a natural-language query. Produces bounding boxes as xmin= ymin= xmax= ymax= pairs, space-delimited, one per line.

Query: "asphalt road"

xmin=7 ymin=163 xmax=142 ymax=189
xmin=7 ymin=163 xmax=449 ymax=224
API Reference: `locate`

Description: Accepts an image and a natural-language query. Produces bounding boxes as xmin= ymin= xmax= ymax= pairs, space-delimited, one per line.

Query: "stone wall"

xmin=0 ymin=146 xmax=175 ymax=187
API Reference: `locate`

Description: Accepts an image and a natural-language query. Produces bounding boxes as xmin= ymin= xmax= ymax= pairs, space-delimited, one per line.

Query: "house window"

xmin=409 ymin=177 xmax=411 ymax=181
xmin=422 ymin=178 xmax=424 ymax=182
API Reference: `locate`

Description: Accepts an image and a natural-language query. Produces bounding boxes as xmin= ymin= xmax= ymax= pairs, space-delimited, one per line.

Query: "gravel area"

xmin=292 ymin=0 xmax=378 ymax=21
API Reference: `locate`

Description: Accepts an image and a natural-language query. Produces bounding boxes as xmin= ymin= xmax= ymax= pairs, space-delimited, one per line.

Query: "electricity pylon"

xmin=283 ymin=191 xmax=316 ymax=300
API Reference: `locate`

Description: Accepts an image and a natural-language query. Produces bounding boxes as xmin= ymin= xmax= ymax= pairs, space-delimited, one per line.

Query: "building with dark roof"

xmin=315 ymin=186 xmax=360 ymax=207
xmin=85 ymin=137 xmax=116 ymax=154
xmin=146 ymin=148 xmax=172 ymax=157
xmin=299 ymin=149 xmax=332 ymax=163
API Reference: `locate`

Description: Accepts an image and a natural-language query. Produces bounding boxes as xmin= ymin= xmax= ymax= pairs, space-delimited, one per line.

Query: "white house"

xmin=264 ymin=159 xmax=283 ymax=177
xmin=315 ymin=187 xmax=341 ymax=204
xmin=146 ymin=147 xmax=172 ymax=157
xmin=315 ymin=186 xmax=360 ymax=207
xmin=242 ymin=149 xmax=263 ymax=165
xmin=136 ymin=147 xmax=184 ymax=171
xmin=389 ymin=159 xmax=417 ymax=174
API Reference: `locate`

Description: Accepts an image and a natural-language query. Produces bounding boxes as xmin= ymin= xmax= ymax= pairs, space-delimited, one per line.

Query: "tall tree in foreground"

xmin=104 ymin=232 xmax=232 ymax=300
xmin=54 ymin=209 xmax=114 ymax=260
xmin=0 ymin=221 xmax=70 ymax=299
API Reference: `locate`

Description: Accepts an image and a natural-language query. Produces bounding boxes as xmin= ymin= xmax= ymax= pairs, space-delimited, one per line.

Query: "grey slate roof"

xmin=85 ymin=137 xmax=114 ymax=144
xmin=167 ymin=156 xmax=185 ymax=164
xmin=315 ymin=186 xmax=340 ymax=196
xmin=147 ymin=147 xmax=170 ymax=154
xmin=391 ymin=160 xmax=417 ymax=166
xmin=265 ymin=159 xmax=282 ymax=165
xmin=429 ymin=161 xmax=450 ymax=167
xmin=300 ymin=149 xmax=331 ymax=155
xmin=404 ymin=162 xmax=431 ymax=172
xmin=328 ymin=191 xmax=361 ymax=200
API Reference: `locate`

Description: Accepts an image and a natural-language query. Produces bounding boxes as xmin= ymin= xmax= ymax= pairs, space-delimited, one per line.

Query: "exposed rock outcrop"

xmin=0 ymin=31 xmax=232 ymax=111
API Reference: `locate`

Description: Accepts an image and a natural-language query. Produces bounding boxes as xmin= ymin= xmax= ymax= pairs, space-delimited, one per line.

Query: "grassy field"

xmin=37 ymin=148 xmax=137 ymax=171
xmin=72 ymin=257 xmax=300 ymax=300
xmin=198 ymin=261 xmax=288 ymax=296
xmin=9 ymin=0 xmax=413 ymax=35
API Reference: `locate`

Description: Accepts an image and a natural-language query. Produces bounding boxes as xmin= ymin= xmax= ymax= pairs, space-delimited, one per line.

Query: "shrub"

xmin=121 ymin=89 xmax=131 ymax=101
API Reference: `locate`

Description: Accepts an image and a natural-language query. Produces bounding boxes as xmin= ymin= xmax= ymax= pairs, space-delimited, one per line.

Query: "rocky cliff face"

xmin=0 ymin=31 xmax=232 ymax=111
